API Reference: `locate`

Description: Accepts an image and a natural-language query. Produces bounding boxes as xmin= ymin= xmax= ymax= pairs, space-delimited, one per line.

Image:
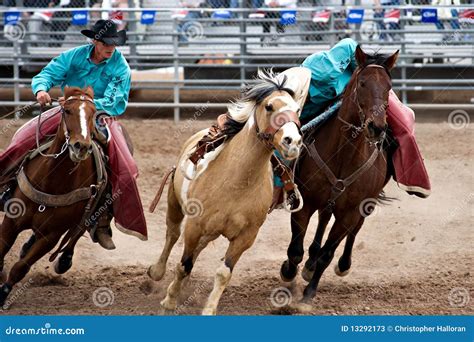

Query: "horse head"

xmin=241 ymin=69 xmax=303 ymax=160
xmin=351 ymin=46 xmax=399 ymax=141
xmin=62 ymin=86 xmax=96 ymax=162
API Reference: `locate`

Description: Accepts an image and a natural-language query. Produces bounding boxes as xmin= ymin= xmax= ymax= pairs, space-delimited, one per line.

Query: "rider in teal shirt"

xmin=301 ymin=38 xmax=358 ymax=120
xmin=32 ymin=40 xmax=131 ymax=116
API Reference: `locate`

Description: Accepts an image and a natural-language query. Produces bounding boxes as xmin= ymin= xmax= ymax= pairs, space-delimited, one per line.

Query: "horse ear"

xmin=64 ymin=85 xmax=71 ymax=97
xmin=85 ymin=86 xmax=94 ymax=98
xmin=384 ymin=50 xmax=399 ymax=71
xmin=355 ymin=45 xmax=367 ymax=67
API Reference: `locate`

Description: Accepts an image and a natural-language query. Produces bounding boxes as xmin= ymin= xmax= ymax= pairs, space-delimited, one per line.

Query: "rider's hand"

xmin=58 ymin=96 xmax=65 ymax=107
xmin=36 ymin=91 xmax=52 ymax=106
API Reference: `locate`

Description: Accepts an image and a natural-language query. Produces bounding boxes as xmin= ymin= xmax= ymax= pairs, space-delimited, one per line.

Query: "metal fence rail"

xmin=0 ymin=5 xmax=473 ymax=121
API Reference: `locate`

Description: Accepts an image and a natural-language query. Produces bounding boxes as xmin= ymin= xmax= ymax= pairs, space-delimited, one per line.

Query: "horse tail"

xmin=149 ymin=166 xmax=176 ymax=213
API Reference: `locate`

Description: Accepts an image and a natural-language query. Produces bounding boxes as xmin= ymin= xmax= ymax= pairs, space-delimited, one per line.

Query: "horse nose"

xmin=73 ymin=141 xmax=92 ymax=156
xmin=367 ymin=121 xmax=386 ymax=137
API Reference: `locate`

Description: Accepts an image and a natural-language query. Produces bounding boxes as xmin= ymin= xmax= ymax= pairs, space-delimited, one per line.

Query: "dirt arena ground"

xmin=0 ymin=117 xmax=472 ymax=315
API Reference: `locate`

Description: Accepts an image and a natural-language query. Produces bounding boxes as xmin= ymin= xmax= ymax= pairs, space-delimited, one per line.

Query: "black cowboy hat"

xmin=81 ymin=20 xmax=126 ymax=46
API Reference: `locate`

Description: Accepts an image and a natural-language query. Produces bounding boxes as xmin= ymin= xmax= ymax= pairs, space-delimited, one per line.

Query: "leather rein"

xmin=306 ymin=64 xmax=389 ymax=212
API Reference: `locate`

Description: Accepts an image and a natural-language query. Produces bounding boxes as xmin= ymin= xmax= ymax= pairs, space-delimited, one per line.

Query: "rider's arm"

xmin=93 ymin=62 xmax=131 ymax=116
xmin=301 ymin=38 xmax=359 ymax=83
xmin=31 ymin=48 xmax=75 ymax=96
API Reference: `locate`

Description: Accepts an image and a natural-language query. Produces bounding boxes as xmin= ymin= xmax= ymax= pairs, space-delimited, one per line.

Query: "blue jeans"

xmin=374 ymin=1 xmax=401 ymax=40
xmin=435 ymin=9 xmax=460 ymax=30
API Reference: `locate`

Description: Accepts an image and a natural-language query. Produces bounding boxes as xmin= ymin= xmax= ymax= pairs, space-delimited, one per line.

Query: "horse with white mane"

xmin=148 ymin=69 xmax=305 ymax=315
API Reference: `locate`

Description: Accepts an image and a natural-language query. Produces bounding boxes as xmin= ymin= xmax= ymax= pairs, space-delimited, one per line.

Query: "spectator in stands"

xmin=93 ymin=0 xmax=130 ymax=31
xmin=261 ymin=0 xmax=297 ymax=44
xmin=432 ymin=0 xmax=462 ymax=41
xmin=374 ymin=0 xmax=401 ymax=41
xmin=50 ymin=0 xmax=100 ymax=46
xmin=177 ymin=0 xmax=232 ymax=43
xmin=21 ymin=0 xmax=56 ymax=46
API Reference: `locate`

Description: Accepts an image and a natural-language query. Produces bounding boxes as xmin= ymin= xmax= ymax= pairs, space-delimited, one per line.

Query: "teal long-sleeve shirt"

xmin=300 ymin=38 xmax=358 ymax=120
xmin=31 ymin=44 xmax=131 ymax=116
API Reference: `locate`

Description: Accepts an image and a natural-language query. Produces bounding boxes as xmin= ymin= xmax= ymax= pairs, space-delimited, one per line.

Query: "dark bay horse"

xmin=0 ymin=86 xmax=105 ymax=306
xmin=280 ymin=46 xmax=399 ymax=301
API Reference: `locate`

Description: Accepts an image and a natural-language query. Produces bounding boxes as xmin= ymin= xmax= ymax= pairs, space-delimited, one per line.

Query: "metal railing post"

xmin=239 ymin=1 xmax=246 ymax=87
xmin=172 ymin=19 xmax=180 ymax=123
xmin=400 ymin=0 xmax=407 ymax=104
xmin=13 ymin=41 xmax=20 ymax=119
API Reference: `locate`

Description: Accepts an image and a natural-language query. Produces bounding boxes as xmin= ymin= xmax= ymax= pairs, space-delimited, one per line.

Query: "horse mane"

xmin=224 ymin=69 xmax=294 ymax=138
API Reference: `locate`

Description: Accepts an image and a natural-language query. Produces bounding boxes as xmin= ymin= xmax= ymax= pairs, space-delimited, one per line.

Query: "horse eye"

xmin=64 ymin=109 xmax=71 ymax=115
xmin=265 ymin=104 xmax=273 ymax=112
xmin=360 ymin=81 xmax=365 ymax=87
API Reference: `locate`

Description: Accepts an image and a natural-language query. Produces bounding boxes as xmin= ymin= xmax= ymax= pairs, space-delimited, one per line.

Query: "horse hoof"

xmin=202 ymin=307 xmax=216 ymax=316
xmin=147 ymin=265 xmax=165 ymax=282
xmin=301 ymin=266 xmax=314 ymax=283
xmin=334 ymin=264 xmax=350 ymax=277
xmin=54 ymin=254 xmax=73 ymax=275
xmin=160 ymin=296 xmax=177 ymax=311
xmin=280 ymin=260 xmax=298 ymax=282
xmin=0 ymin=283 xmax=12 ymax=307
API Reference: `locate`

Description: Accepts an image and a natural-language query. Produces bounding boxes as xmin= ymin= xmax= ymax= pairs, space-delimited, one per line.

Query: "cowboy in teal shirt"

xmin=301 ymin=38 xmax=358 ymax=120
xmin=32 ymin=20 xmax=131 ymax=116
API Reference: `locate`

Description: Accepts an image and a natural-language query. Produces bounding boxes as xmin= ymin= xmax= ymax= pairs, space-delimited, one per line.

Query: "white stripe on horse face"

xmin=79 ymin=102 xmax=88 ymax=139
xmin=271 ymin=96 xmax=300 ymax=114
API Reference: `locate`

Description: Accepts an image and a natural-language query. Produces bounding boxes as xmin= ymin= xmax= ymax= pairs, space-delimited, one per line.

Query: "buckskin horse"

xmin=0 ymin=86 xmax=107 ymax=306
xmin=148 ymin=70 xmax=304 ymax=315
xmin=279 ymin=47 xmax=399 ymax=302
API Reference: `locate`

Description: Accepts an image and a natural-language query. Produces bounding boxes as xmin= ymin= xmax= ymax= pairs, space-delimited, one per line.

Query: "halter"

xmin=37 ymin=94 xmax=96 ymax=159
xmin=337 ymin=64 xmax=389 ymax=143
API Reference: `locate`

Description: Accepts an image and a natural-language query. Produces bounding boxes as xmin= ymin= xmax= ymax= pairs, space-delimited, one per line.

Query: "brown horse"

xmin=148 ymin=70 xmax=304 ymax=315
xmin=0 ymin=86 xmax=104 ymax=306
xmin=279 ymin=46 xmax=399 ymax=302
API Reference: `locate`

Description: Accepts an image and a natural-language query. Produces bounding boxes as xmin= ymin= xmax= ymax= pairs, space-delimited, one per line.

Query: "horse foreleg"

xmin=0 ymin=232 xmax=62 ymax=307
xmin=202 ymin=229 xmax=258 ymax=315
xmin=19 ymin=233 xmax=36 ymax=259
xmin=0 ymin=218 xmax=21 ymax=273
xmin=302 ymin=212 xmax=360 ymax=302
xmin=280 ymin=205 xmax=317 ymax=282
xmin=301 ymin=210 xmax=332 ymax=282
xmin=335 ymin=217 xmax=364 ymax=277
xmin=54 ymin=230 xmax=84 ymax=275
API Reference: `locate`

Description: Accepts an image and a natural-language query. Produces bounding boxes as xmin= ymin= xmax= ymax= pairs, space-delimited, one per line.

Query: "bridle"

xmin=337 ymin=64 xmax=390 ymax=146
xmin=255 ymin=108 xmax=301 ymax=149
xmin=37 ymin=94 xmax=96 ymax=159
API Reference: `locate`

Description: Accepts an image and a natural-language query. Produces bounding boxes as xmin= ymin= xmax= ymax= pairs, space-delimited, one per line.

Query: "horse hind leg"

xmin=160 ymin=222 xmax=202 ymax=312
xmin=334 ymin=217 xmax=364 ymax=277
xmin=0 ymin=231 xmax=62 ymax=306
xmin=148 ymin=183 xmax=184 ymax=281
xmin=202 ymin=229 xmax=258 ymax=315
